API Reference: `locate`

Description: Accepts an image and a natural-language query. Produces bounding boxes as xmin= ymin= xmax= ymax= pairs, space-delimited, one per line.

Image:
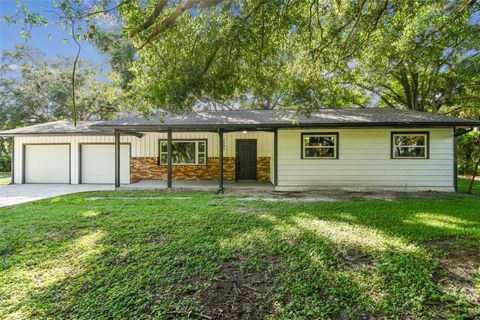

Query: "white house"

xmin=1 ymin=108 xmax=479 ymax=192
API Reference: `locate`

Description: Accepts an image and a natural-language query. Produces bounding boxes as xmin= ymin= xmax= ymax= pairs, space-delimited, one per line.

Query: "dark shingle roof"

xmin=0 ymin=120 xmax=107 ymax=136
xmin=1 ymin=109 xmax=478 ymax=136
xmin=92 ymin=108 xmax=480 ymax=130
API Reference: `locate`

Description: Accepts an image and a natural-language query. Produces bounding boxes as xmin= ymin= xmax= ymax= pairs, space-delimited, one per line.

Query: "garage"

xmin=80 ymin=144 xmax=130 ymax=184
xmin=24 ymin=144 xmax=70 ymax=183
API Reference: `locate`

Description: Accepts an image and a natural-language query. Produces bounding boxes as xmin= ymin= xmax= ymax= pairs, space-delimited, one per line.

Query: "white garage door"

xmin=24 ymin=144 xmax=70 ymax=183
xmin=81 ymin=144 xmax=130 ymax=184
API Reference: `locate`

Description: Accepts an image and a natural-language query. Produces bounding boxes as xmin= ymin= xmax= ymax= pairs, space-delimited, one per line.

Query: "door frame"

xmin=79 ymin=143 xmax=131 ymax=184
xmin=22 ymin=143 xmax=71 ymax=184
xmin=235 ymin=139 xmax=257 ymax=182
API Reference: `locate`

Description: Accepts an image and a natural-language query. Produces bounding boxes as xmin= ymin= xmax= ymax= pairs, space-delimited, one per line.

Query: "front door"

xmin=236 ymin=139 xmax=257 ymax=181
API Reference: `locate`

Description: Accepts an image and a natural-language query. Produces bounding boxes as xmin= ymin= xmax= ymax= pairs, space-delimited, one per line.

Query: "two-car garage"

xmin=23 ymin=143 xmax=130 ymax=184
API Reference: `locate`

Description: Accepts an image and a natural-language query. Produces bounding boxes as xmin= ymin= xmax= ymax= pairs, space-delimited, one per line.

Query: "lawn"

xmin=0 ymin=172 xmax=11 ymax=185
xmin=458 ymin=178 xmax=480 ymax=195
xmin=0 ymin=191 xmax=479 ymax=319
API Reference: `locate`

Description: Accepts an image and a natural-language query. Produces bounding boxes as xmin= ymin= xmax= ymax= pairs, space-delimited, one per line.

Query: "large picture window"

xmin=391 ymin=132 xmax=429 ymax=159
xmin=159 ymin=140 xmax=207 ymax=165
xmin=302 ymin=133 xmax=338 ymax=159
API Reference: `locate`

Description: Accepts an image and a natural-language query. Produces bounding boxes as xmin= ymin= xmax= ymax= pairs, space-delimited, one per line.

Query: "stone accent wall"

xmin=131 ymin=157 xmax=270 ymax=183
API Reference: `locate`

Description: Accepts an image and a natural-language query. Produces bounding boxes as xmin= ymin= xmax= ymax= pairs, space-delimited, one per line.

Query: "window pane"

xmin=160 ymin=154 xmax=168 ymax=164
xmin=198 ymin=141 xmax=206 ymax=153
xmin=394 ymin=135 xmax=425 ymax=146
xmin=172 ymin=142 xmax=196 ymax=164
xmin=305 ymin=147 xmax=335 ymax=158
xmin=160 ymin=141 xmax=167 ymax=152
xmin=198 ymin=154 xmax=206 ymax=164
xmin=394 ymin=147 xmax=425 ymax=158
xmin=304 ymin=135 xmax=335 ymax=147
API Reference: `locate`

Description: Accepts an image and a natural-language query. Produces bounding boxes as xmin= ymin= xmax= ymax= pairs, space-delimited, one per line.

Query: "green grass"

xmin=458 ymin=177 xmax=480 ymax=194
xmin=0 ymin=172 xmax=10 ymax=179
xmin=0 ymin=172 xmax=11 ymax=185
xmin=0 ymin=192 xmax=479 ymax=319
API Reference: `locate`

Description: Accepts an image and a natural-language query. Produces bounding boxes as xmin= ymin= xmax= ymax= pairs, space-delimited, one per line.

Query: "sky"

xmin=0 ymin=0 xmax=109 ymax=75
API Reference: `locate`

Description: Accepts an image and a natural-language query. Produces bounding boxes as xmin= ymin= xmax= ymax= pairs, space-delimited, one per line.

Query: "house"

xmin=1 ymin=108 xmax=479 ymax=192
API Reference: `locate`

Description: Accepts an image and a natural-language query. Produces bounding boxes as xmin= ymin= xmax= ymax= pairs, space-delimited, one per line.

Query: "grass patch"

xmin=0 ymin=172 xmax=11 ymax=185
xmin=458 ymin=178 xmax=480 ymax=195
xmin=0 ymin=191 xmax=479 ymax=319
xmin=0 ymin=172 xmax=10 ymax=179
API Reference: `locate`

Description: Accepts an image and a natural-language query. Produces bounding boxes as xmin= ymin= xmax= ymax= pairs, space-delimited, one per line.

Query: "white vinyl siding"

xmin=277 ymin=128 xmax=454 ymax=192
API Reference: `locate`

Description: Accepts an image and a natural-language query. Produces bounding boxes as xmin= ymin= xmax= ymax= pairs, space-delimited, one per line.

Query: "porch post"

xmin=114 ymin=129 xmax=120 ymax=188
xmin=167 ymin=129 xmax=173 ymax=188
xmin=218 ymin=129 xmax=224 ymax=192
xmin=10 ymin=138 xmax=14 ymax=184
xmin=274 ymin=129 xmax=278 ymax=187
xmin=454 ymin=128 xmax=458 ymax=192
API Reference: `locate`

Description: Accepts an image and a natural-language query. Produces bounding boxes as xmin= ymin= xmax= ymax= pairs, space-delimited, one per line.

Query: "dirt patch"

xmin=426 ymin=238 xmax=480 ymax=306
xmin=177 ymin=256 xmax=279 ymax=319
xmin=339 ymin=251 xmax=374 ymax=271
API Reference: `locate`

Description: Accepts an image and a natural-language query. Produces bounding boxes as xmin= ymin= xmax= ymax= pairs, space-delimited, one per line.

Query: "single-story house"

xmin=1 ymin=108 xmax=479 ymax=192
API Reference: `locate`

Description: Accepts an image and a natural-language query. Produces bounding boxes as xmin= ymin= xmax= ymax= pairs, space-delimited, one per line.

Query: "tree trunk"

xmin=468 ymin=158 xmax=480 ymax=194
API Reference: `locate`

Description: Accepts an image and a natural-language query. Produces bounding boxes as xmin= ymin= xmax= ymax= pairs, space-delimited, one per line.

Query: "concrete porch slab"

xmin=118 ymin=180 xmax=274 ymax=191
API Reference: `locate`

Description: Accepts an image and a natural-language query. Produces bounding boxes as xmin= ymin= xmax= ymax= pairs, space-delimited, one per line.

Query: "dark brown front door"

xmin=236 ymin=139 xmax=257 ymax=181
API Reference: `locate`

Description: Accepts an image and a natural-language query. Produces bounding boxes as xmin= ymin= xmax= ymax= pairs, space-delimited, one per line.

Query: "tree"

xmin=0 ymin=45 xmax=119 ymax=127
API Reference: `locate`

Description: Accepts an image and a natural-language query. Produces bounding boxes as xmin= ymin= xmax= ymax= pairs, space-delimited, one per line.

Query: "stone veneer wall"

xmin=131 ymin=157 xmax=270 ymax=183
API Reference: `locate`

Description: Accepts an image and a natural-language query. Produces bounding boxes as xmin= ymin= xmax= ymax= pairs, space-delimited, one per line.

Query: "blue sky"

xmin=0 ymin=0 xmax=109 ymax=72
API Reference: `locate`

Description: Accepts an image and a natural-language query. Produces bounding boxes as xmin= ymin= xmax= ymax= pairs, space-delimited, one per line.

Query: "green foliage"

xmin=117 ymin=0 xmax=480 ymax=113
xmin=457 ymin=131 xmax=480 ymax=175
xmin=0 ymin=45 xmax=119 ymax=127
xmin=0 ymin=191 xmax=479 ymax=318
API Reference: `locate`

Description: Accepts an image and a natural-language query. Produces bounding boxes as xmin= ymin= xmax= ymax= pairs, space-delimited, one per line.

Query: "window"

xmin=302 ymin=133 xmax=338 ymax=159
xmin=391 ymin=132 xmax=429 ymax=159
xmin=159 ymin=140 xmax=207 ymax=165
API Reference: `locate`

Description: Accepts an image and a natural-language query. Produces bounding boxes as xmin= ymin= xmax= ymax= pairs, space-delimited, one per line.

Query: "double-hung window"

xmin=302 ymin=133 xmax=338 ymax=159
xmin=159 ymin=140 xmax=207 ymax=165
xmin=391 ymin=132 xmax=429 ymax=159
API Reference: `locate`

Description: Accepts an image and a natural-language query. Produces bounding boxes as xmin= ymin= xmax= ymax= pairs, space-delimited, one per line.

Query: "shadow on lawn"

xmin=0 ymin=192 xmax=479 ymax=319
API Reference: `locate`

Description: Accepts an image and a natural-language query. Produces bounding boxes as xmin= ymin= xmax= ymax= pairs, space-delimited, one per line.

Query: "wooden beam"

xmin=118 ymin=131 xmax=143 ymax=138
xmin=114 ymin=130 xmax=120 ymax=188
xmin=167 ymin=129 xmax=172 ymax=188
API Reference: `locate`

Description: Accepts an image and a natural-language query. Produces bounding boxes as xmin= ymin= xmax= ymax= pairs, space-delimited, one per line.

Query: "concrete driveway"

xmin=0 ymin=184 xmax=115 ymax=208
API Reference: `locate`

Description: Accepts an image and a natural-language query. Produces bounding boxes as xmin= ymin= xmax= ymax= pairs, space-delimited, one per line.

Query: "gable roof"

xmin=0 ymin=109 xmax=479 ymax=136
xmin=91 ymin=108 xmax=480 ymax=131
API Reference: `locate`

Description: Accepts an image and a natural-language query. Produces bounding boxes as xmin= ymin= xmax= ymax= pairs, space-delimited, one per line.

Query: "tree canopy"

xmin=2 ymin=0 xmax=479 ymax=117
xmin=0 ymin=45 xmax=118 ymax=129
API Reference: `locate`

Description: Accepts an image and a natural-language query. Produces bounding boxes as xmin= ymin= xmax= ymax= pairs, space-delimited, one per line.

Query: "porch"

xmin=118 ymin=180 xmax=274 ymax=191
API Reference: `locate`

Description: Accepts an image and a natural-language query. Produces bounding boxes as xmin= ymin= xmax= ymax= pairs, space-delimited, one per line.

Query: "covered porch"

xmin=112 ymin=127 xmax=279 ymax=193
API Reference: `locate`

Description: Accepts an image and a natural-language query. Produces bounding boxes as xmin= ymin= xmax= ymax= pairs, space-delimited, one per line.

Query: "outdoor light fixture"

xmin=242 ymin=130 xmax=247 ymax=134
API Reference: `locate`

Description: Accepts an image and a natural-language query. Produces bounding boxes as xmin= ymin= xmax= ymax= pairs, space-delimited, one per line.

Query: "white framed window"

xmin=159 ymin=140 xmax=207 ymax=165
xmin=302 ymin=133 xmax=338 ymax=159
xmin=391 ymin=132 xmax=429 ymax=159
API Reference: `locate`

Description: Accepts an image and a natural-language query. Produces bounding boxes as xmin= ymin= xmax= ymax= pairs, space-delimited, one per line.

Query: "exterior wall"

xmin=12 ymin=131 xmax=274 ymax=184
xmin=276 ymin=128 xmax=455 ymax=192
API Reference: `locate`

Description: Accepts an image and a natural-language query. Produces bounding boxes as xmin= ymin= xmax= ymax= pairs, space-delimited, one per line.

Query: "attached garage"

xmin=24 ymin=144 xmax=71 ymax=183
xmin=80 ymin=144 xmax=130 ymax=184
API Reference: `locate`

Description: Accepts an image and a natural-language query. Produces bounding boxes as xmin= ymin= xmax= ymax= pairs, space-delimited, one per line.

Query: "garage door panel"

xmin=81 ymin=145 xmax=130 ymax=184
xmin=24 ymin=145 xmax=70 ymax=183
